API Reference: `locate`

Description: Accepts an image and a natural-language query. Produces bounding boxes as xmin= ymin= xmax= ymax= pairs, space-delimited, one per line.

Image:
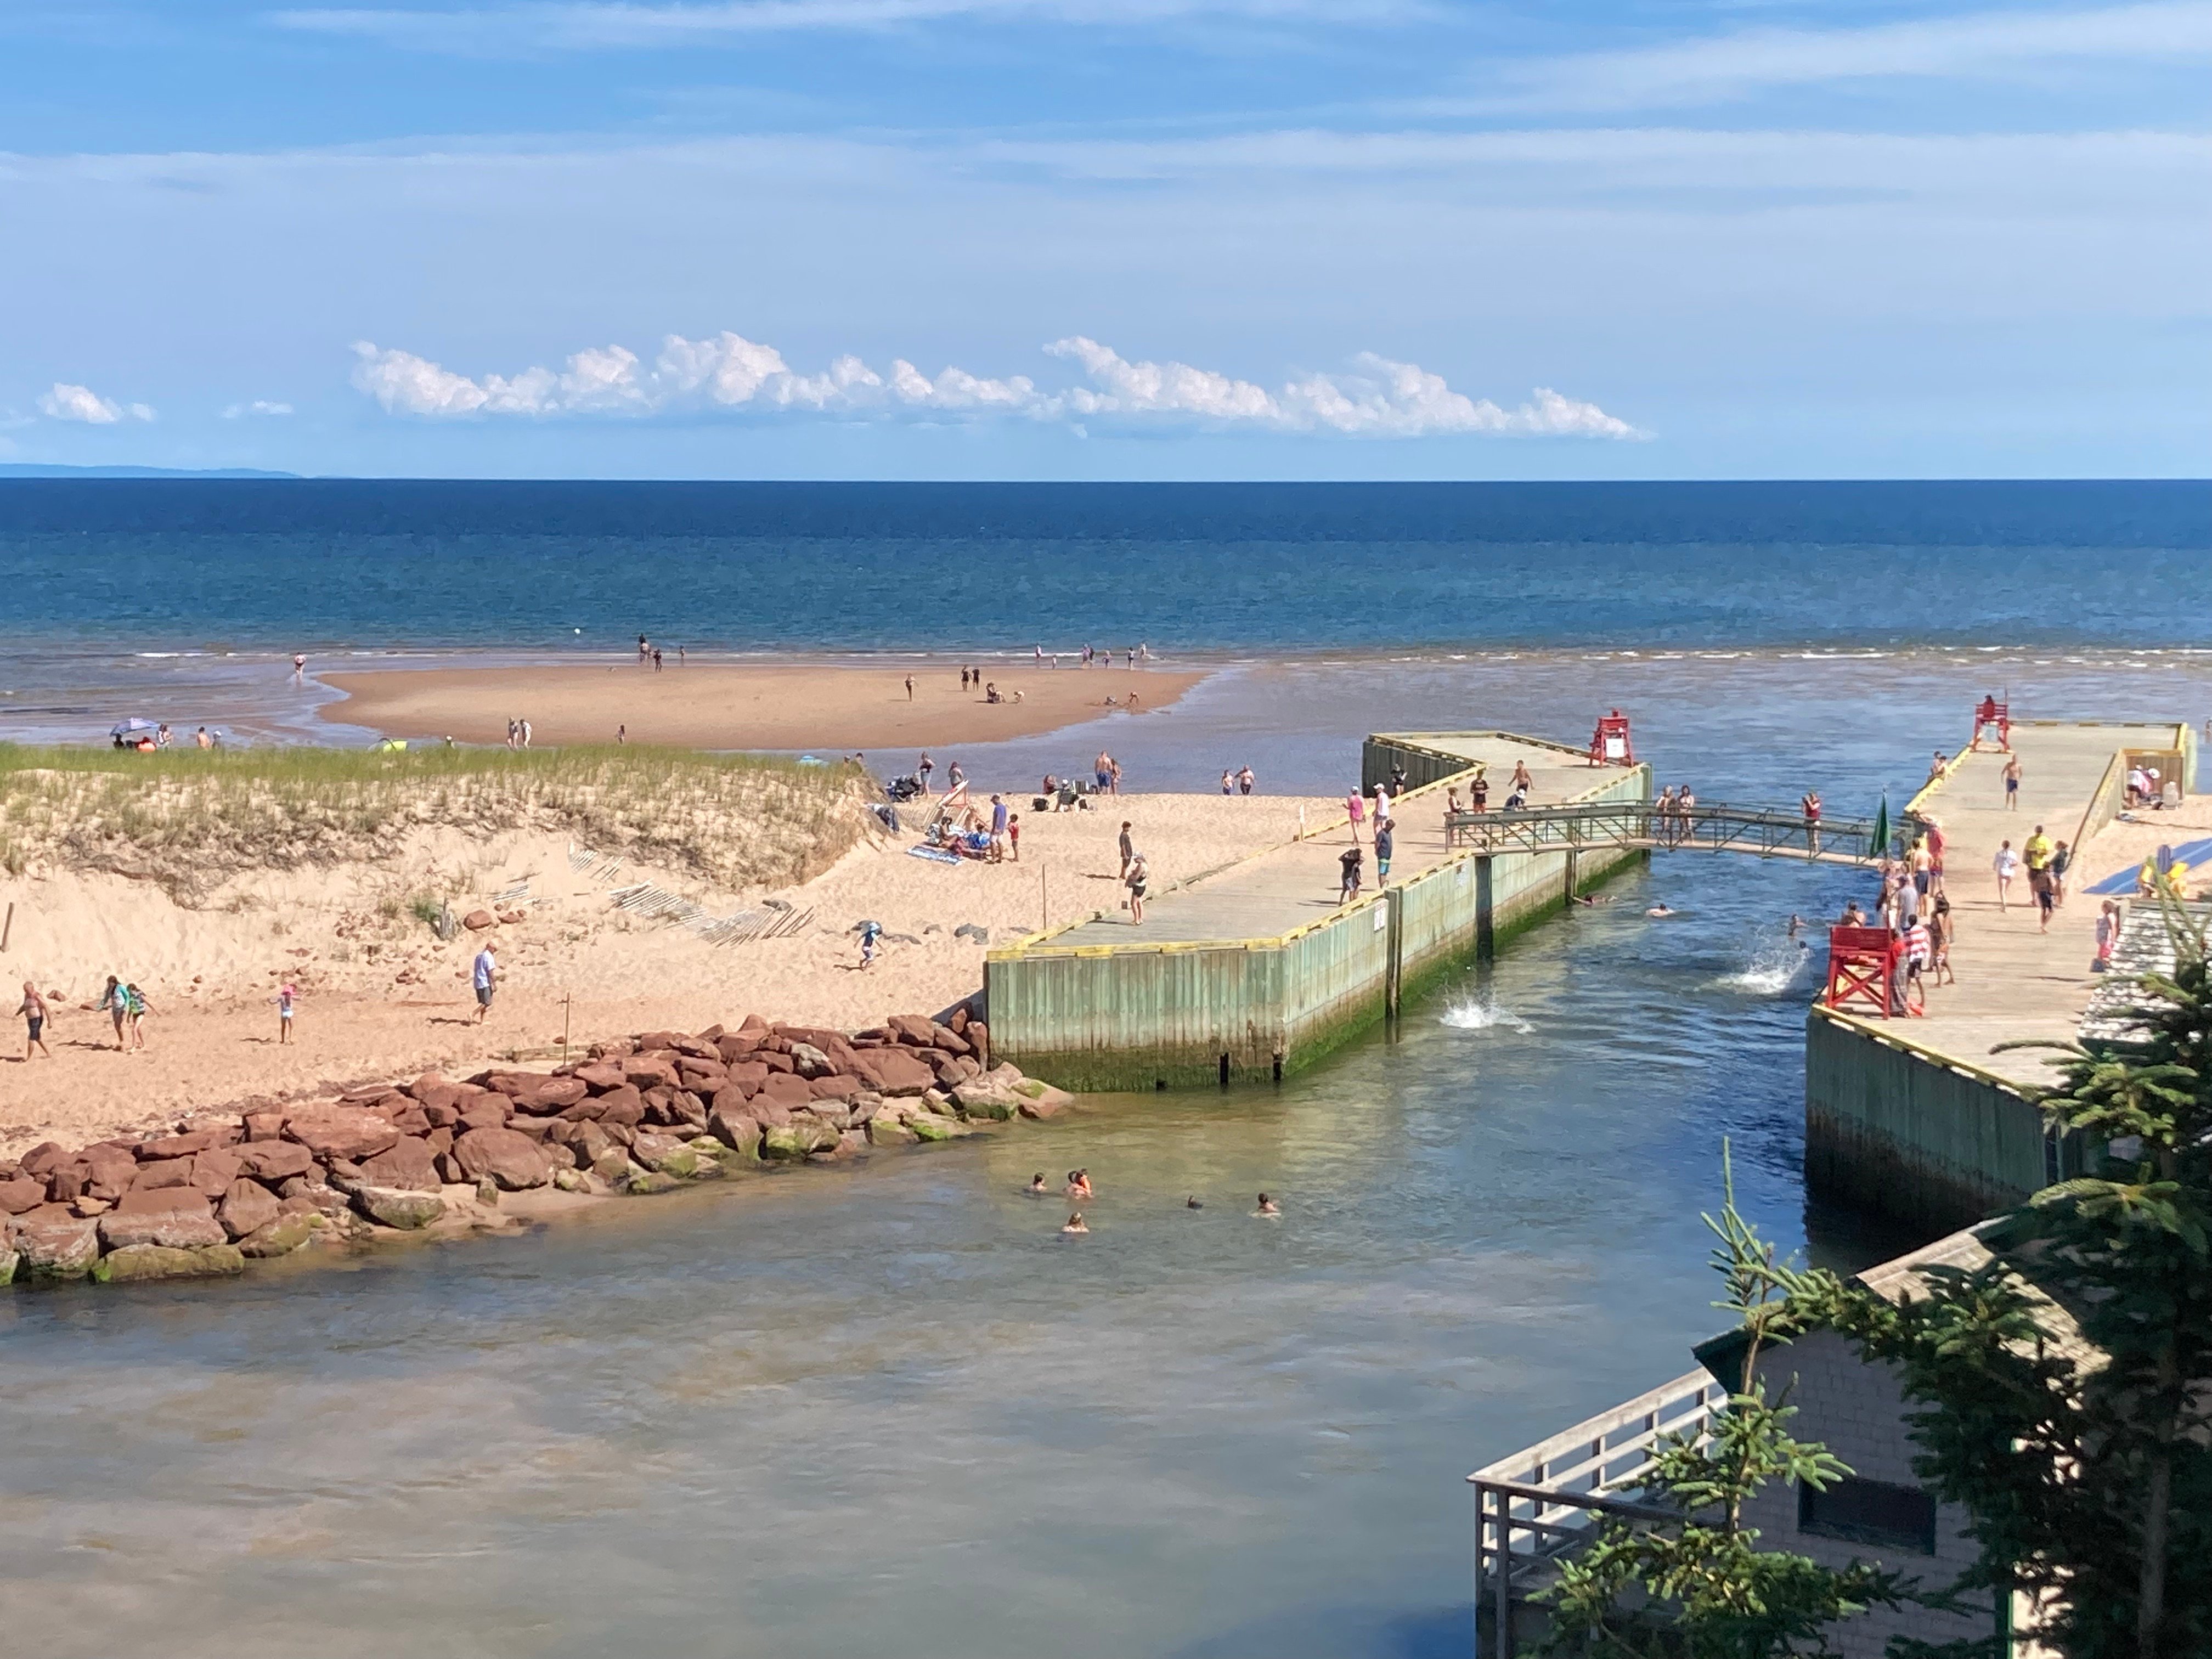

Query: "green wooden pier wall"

xmin=985 ymin=744 xmax=1647 ymax=1092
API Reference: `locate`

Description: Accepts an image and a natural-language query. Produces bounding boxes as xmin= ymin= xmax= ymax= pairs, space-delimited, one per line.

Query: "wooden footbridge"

xmin=1445 ymin=800 xmax=1885 ymax=865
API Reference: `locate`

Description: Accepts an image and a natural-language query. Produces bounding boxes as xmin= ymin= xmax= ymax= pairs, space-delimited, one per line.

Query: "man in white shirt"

xmin=472 ymin=940 xmax=499 ymax=1023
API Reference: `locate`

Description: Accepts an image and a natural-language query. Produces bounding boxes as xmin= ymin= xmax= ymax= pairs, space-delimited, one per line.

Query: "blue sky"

xmin=1 ymin=0 xmax=2205 ymax=479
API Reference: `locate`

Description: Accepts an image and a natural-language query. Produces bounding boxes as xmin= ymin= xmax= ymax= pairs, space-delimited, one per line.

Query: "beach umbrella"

xmin=1871 ymin=793 xmax=1891 ymax=858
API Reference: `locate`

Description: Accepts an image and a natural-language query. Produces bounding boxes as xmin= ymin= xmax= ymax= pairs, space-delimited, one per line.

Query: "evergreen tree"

xmin=1540 ymin=1150 xmax=1909 ymax=1657
xmin=1793 ymin=902 xmax=2212 ymax=1657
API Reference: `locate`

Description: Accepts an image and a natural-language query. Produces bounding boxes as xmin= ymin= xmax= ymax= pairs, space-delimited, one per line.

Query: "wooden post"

xmin=561 ymin=991 xmax=572 ymax=1063
xmin=1563 ymin=849 xmax=1579 ymax=905
xmin=0 ymin=901 xmax=12 ymax=953
xmin=1040 ymin=865 xmax=1048 ymax=933
xmin=1384 ymin=887 xmax=1404 ymax=1021
xmin=1475 ymin=856 xmax=1495 ymax=962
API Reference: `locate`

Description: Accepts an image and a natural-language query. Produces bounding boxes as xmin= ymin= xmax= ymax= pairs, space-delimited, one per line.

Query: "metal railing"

xmin=1468 ymin=1368 xmax=1729 ymax=1657
xmin=1444 ymin=800 xmax=1886 ymax=865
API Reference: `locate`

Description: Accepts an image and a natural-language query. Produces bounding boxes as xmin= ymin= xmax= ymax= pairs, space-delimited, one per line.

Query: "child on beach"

xmin=2094 ymin=900 xmax=2120 ymax=971
xmin=275 ymin=981 xmax=297 ymax=1044
xmin=1993 ymin=840 xmax=2019 ymax=910
xmin=94 ymin=975 xmax=127 ymax=1050
xmin=857 ymin=919 xmax=884 ymax=969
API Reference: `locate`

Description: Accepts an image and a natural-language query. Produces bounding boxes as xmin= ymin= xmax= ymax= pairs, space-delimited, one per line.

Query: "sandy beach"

xmin=320 ymin=658 xmax=1207 ymax=751
xmin=0 ymin=786 xmax=1336 ymax=1155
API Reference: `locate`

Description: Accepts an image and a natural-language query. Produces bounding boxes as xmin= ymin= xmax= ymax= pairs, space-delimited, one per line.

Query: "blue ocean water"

xmin=0 ymin=478 xmax=2204 ymax=654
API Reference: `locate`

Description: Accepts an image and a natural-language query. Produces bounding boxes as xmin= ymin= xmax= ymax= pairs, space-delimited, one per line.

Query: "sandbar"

xmin=320 ymin=659 xmax=1206 ymax=751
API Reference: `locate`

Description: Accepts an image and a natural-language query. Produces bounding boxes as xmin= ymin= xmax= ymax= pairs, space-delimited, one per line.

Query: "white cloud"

xmin=1479 ymin=1 xmax=2212 ymax=113
xmin=274 ymin=0 xmax=1417 ymax=49
xmin=350 ymin=332 xmax=1639 ymax=437
xmin=222 ymin=399 xmax=296 ymax=417
xmin=37 ymin=383 xmax=154 ymax=424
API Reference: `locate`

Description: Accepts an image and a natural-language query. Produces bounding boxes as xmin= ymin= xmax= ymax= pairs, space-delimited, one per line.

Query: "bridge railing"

xmin=1443 ymin=800 xmax=1886 ymax=864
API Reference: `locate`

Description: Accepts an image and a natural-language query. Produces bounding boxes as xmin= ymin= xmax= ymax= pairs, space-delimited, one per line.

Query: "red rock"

xmin=595 ymin=1086 xmax=645 ymax=1126
xmin=947 ymin=1003 xmax=970 ymax=1034
xmin=406 ymin=1070 xmax=452 ymax=1101
xmin=714 ymin=1034 xmax=759 ymax=1064
xmin=190 ymin=1147 xmax=245 ymax=1198
xmin=452 ymin=1126 xmax=554 ymax=1190
xmin=8 ymin=1204 xmax=100 ymax=1276
xmin=759 ymin=1049 xmax=795 ymax=1075
xmin=284 ymin=1109 xmax=401 ymax=1163
xmin=458 ymin=1101 xmax=512 ymax=1133
xmin=521 ymin=1076 xmax=589 ymax=1111
xmin=236 ymin=1140 xmax=314 ymax=1182
xmin=809 ymin=1074 xmax=863 ymax=1102
xmin=426 ymin=1125 xmax=455 ymax=1155
xmin=929 ymin=1024 xmax=972 ymax=1056
xmin=722 ymin=1060 xmax=769 ymax=1094
xmin=46 ymin=1165 xmax=87 ymax=1203
xmin=634 ymin=1029 xmax=684 ymax=1053
xmin=575 ymin=1061 xmax=628 ymax=1092
xmin=19 ymin=1142 xmax=69 ymax=1177
xmin=132 ymin=1157 xmax=199 ymax=1192
xmin=744 ymin=1097 xmax=793 ymax=1130
xmin=849 ymin=1048 xmax=938 ymax=1096
xmin=464 ymin=908 xmax=496 ymax=930
xmin=82 ymin=1146 xmax=139 ymax=1199
xmin=101 ymin=1190 xmax=225 ymax=1250
xmin=887 ymin=1014 xmax=936 ymax=1046
xmin=506 ymin=1116 xmax=556 ymax=1143
xmin=624 ymin=1055 xmax=680 ymax=1090
xmin=359 ymin=1137 xmax=441 ymax=1192
xmin=385 ymin=1103 xmax=432 ymax=1136
xmin=242 ymin=1110 xmax=286 ymax=1142
xmin=669 ymin=1035 xmax=719 ymax=1060
xmin=217 ymin=1178 xmax=283 ymax=1240
xmin=966 ymin=1021 xmax=990 ymax=1065
xmin=0 ymin=1177 xmax=45 ymax=1215
xmin=139 ymin=1130 xmax=222 ymax=1160
xmin=759 ymin=1071 xmax=814 ymax=1110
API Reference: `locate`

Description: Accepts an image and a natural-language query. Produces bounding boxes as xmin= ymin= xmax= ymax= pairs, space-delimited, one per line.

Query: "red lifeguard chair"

xmin=1968 ymin=693 xmax=2011 ymax=753
xmin=1824 ymin=926 xmax=1920 ymax=1018
xmin=1588 ymin=709 xmax=1634 ymax=767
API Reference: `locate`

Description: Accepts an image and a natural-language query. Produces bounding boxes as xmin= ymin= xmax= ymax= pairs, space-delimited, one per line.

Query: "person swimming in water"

xmin=1255 ymin=1193 xmax=1280 ymax=1216
xmin=1028 ymin=1173 xmax=1049 ymax=1196
xmin=1646 ymin=902 xmax=1675 ymax=917
xmin=1186 ymin=1195 xmax=1204 ymax=1210
xmin=1066 ymin=1170 xmax=1093 ymax=1200
xmin=1062 ymin=1214 xmax=1089 ymax=1235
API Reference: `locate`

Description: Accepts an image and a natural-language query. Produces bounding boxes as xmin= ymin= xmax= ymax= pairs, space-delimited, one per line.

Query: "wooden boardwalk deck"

xmin=1899 ymin=723 xmax=2166 ymax=1089
xmin=1049 ymin=735 xmax=1604 ymax=947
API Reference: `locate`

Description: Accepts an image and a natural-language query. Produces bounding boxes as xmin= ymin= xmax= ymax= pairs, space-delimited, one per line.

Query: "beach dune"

xmin=321 ymin=660 xmax=1204 ymax=751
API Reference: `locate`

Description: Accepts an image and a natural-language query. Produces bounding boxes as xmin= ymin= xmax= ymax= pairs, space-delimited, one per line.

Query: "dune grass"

xmin=0 ymin=743 xmax=874 ymax=901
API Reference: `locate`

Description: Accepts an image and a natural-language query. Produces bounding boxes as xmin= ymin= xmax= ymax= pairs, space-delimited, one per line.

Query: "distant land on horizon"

xmin=0 ymin=463 xmax=301 ymax=480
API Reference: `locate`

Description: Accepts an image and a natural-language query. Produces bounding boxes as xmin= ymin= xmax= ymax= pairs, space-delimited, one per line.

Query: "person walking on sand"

xmin=2002 ymin=754 xmax=2021 ymax=809
xmin=292 ymin=652 xmax=307 ymax=685
xmin=905 ymin=675 xmax=915 ymax=701
xmin=1238 ymin=766 xmax=1254 ymax=796
xmin=274 ymin=981 xmax=297 ymax=1045
xmin=1339 ymin=841 xmax=1364 ymax=904
xmin=121 ymin=982 xmax=150 ymax=1051
xmin=1124 ymin=851 xmax=1150 ymax=923
xmin=472 ymin=939 xmax=499 ymax=1023
xmin=617 ymin=724 xmax=627 ymax=744
xmin=2050 ymin=839 xmax=2072 ymax=907
xmin=1993 ymin=839 xmax=2020 ymax=909
xmin=857 ymin=919 xmax=884 ymax=970
xmin=18 ymin=981 xmax=52 ymax=1059
xmin=520 ymin=718 xmax=532 ymax=749
xmin=1346 ymin=787 xmax=1365 ymax=843
xmin=1119 ymin=820 xmax=1135 ymax=879
xmin=94 ymin=974 xmax=128 ymax=1049
xmin=1222 ymin=769 xmax=1234 ymax=796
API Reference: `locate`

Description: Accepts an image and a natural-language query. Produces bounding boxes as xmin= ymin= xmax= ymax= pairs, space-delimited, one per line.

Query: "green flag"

xmin=1871 ymin=793 xmax=1891 ymax=860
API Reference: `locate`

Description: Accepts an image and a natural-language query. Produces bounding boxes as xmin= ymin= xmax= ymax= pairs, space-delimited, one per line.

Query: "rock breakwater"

xmin=0 ymin=1004 xmax=1071 ymax=1290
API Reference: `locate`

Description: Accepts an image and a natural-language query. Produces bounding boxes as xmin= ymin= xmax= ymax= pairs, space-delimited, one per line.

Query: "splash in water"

xmin=1440 ymin=995 xmax=1536 ymax=1035
xmin=1715 ymin=936 xmax=1818 ymax=996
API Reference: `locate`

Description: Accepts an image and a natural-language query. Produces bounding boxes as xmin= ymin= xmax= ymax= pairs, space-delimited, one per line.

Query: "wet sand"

xmin=319 ymin=659 xmax=1206 ymax=751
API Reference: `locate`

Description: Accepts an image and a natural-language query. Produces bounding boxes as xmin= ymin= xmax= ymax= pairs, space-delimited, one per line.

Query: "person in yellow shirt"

xmin=2023 ymin=827 xmax=2053 ymax=872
